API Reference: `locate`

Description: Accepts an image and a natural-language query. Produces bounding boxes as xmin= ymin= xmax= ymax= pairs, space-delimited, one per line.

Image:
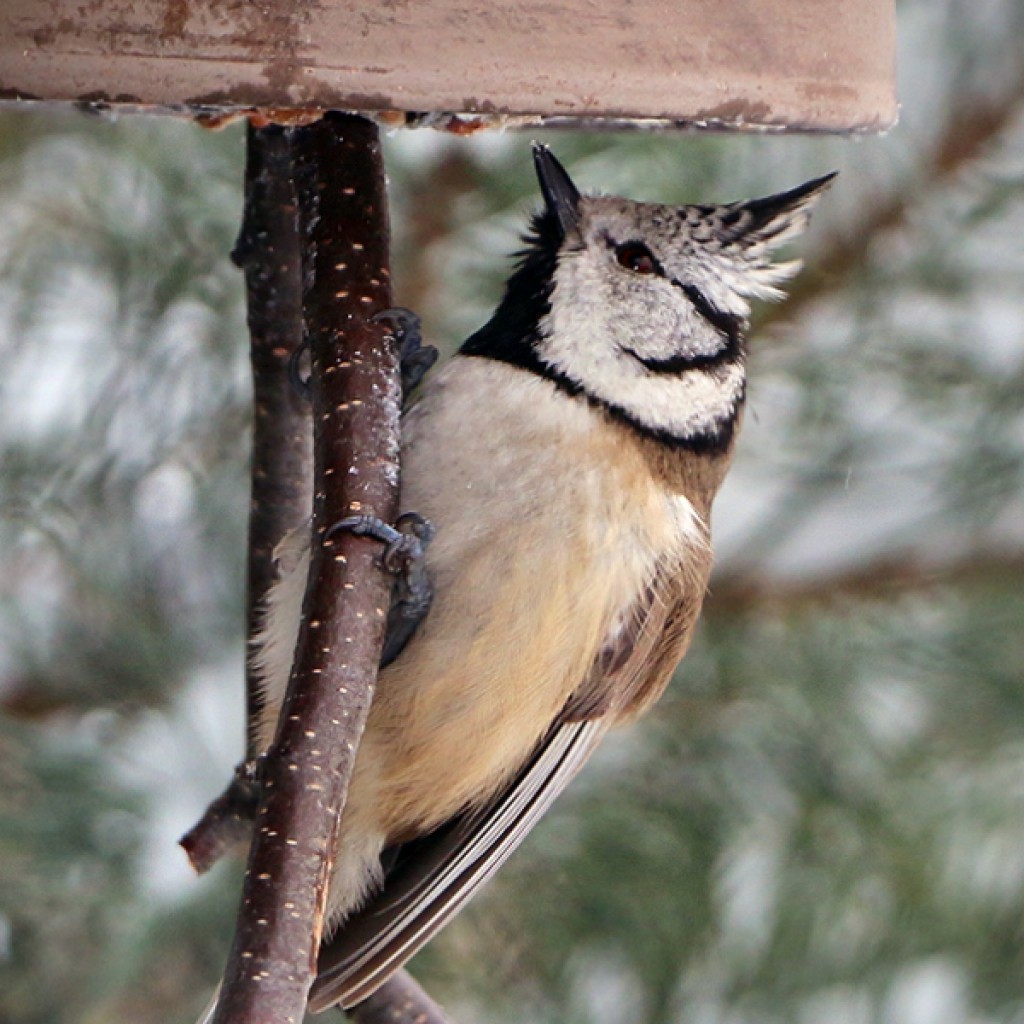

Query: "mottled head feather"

xmin=462 ymin=154 xmax=835 ymax=452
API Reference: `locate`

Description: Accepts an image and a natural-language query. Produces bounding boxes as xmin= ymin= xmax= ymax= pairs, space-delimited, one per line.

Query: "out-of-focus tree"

xmin=1 ymin=1 xmax=1023 ymax=1021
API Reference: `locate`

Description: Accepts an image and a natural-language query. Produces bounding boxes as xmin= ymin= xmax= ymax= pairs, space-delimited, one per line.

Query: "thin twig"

xmin=349 ymin=971 xmax=453 ymax=1024
xmin=211 ymin=111 xmax=402 ymax=1024
xmin=709 ymin=550 xmax=1024 ymax=617
xmin=180 ymin=758 xmax=262 ymax=875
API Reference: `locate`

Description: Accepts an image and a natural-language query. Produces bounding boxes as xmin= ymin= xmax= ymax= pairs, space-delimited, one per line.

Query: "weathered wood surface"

xmin=0 ymin=0 xmax=896 ymax=131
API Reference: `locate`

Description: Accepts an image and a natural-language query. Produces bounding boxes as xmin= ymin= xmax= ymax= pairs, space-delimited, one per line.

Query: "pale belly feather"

xmin=250 ymin=358 xmax=702 ymax=920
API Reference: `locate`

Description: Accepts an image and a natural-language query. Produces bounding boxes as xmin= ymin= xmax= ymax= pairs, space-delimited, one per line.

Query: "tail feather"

xmin=309 ymin=719 xmax=606 ymax=1011
xmin=194 ymin=982 xmax=221 ymax=1024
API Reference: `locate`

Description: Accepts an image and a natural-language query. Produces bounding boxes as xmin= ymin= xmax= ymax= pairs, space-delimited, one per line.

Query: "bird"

xmin=242 ymin=145 xmax=834 ymax=1013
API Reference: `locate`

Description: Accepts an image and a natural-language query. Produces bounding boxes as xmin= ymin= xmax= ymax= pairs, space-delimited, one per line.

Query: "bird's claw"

xmin=326 ymin=512 xmax=434 ymax=575
xmin=325 ymin=512 xmax=435 ymax=667
xmin=372 ymin=307 xmax=438 ymax=398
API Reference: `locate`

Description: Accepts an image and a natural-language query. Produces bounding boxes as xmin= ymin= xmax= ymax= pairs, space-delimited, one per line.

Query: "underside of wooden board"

xmin=0 ymin=0 xmax=896 ymax=132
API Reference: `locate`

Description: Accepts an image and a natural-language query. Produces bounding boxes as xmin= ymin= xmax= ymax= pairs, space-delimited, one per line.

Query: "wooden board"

xmin=0 ymin=0 xmax=896 ymax=132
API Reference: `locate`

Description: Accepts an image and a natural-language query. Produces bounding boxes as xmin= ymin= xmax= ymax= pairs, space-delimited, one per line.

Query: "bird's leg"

xmin=326 ymin=511 xmax=435 ymax=667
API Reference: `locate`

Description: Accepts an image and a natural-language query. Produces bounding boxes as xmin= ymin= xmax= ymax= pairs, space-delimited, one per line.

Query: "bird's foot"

xmin=372 ymin=307 xmax=438 ymax=399
xmin=325 ymin=512 xmax=435 ymax=667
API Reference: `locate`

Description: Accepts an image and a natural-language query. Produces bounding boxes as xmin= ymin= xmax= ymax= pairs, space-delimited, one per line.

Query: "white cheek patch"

xmin=596 ymin=355 xmax=744 ymax=439
xmin=538 ymin=255 xmax=744 ymax=442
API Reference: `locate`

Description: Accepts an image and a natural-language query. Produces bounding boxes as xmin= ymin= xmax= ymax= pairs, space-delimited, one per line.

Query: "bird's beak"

xmin=533 ymin=143 xmax=582 ymax=242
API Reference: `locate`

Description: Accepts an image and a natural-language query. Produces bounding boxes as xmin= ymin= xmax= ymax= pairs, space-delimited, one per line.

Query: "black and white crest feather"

xmin=463 ymin=146 xmax=834 ymax=454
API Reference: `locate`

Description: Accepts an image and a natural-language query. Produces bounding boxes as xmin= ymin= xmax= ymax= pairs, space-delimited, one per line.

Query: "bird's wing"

xmin=309 ymin=567 xmax=703 ymax=1013
xmin=308 ymin=716 xmax=607 ymax=1011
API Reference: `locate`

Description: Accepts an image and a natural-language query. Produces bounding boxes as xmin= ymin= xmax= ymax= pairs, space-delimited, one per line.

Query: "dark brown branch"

xmin=180 ymin=759 xmax=262 ymax=875
xmin=212 ymin=112 xmax=402 ymax=1024
xmin=181 ymin=123 xmax=311 ymax=874
xmin=349 ymin=971 xmax=453 ymax=1024
xmin=234 ymin=122 xmax=313 ymax=758
xmin=709 ymin=550 xmax=1024 ymax=618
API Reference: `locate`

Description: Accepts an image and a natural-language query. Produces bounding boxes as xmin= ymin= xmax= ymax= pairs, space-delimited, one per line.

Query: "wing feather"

xmin=309 ymin=719 xmax=606 ymax=1011
xmin=310 ymin=562 xmax=706 ymax=1012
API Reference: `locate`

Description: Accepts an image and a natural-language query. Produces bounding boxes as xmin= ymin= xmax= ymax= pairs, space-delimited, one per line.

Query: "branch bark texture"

xmin=212 ymin=111 xmax=402 ymax=1024
xmin=235 ymin=122 xmax=313 ymax=758
xmin=349 ymin=971 xmax=452 ymax=1024
xmin=182 ymin=124 xmax=311 ymax=874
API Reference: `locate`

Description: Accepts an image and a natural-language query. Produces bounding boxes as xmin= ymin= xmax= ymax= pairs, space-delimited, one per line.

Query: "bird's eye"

xmin=615 ymin=242 xmax=659 ymax=275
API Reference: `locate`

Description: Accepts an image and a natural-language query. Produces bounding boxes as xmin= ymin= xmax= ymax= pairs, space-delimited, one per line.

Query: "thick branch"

xmin=181 ymin=123 xmax=310 ymax=873
xmin=212 ymin=112 xmax=401 ymax=1024
xmin=235 ymin=122 xmax=313 ymax=757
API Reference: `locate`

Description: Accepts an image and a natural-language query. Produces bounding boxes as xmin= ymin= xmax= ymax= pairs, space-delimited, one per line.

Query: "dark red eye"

xmin=615 ymin=241 xmax=659 ymax=275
